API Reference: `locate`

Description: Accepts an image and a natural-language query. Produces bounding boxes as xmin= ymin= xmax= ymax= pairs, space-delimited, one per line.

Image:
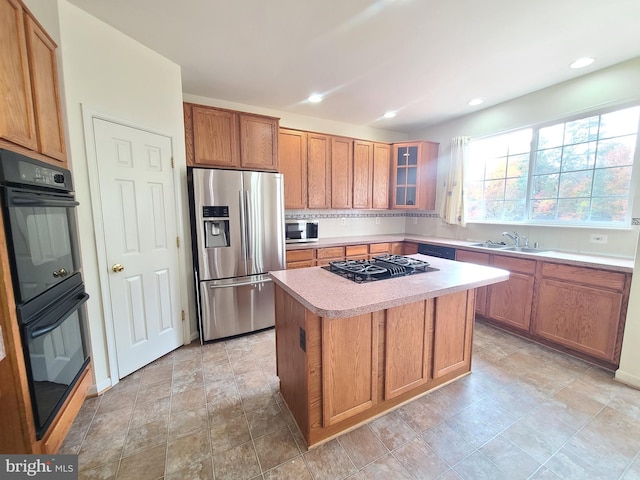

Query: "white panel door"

xmin=93 ymin=118 xmax=183 ymax=377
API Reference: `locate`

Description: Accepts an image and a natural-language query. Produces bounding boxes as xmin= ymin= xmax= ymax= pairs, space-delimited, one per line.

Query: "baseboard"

xmin=190 ymin=330 xmax=199 ymax=342
xmin=88 ymin=377 xmax=113 ymax=396
xmin=615 ymin=369 xmax=640 ymax=390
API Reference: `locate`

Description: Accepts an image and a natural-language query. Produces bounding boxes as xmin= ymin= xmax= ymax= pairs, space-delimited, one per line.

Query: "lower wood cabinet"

xmin=487 ymin=255 xmax=536 ymax=333
xmin=531 ymin=263 xmax=628 ymax=364
xmin=315 ymin=246 xmax=345 ymax=267
xmin=286 ymin=248 xmax=315 ymax=269
xmin=455 ymin=248 xmax=631 ymax=368
xmin=345 ymin=244 xmax=368 ymax=260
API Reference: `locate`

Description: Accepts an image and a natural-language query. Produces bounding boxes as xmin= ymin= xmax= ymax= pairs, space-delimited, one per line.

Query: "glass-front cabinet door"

xmin=393 ymin=144 xmax=419 ymax=208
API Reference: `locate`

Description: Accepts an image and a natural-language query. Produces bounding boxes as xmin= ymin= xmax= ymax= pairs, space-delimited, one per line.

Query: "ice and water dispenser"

xmin=203 ymin=206 xmax=230 ymax=248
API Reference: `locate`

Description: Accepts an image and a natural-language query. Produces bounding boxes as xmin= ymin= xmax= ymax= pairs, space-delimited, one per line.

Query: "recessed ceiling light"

xmin=308 ymin=94 xmax=323 ymax=103
xmin=468 ymin=98 xmax=483 ymax=106
xmin=383 ymin=111 xmax=396 ymax=118
xmin=569 ymin=57 xmax=595 ymax=69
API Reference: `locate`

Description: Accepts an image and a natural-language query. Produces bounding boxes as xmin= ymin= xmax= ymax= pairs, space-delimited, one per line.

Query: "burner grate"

xmin=324 ymin=255 xmax=437 ymax=283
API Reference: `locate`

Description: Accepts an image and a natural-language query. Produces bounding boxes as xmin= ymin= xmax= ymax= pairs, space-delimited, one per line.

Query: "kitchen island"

xmin=269 ymin=254 xmax=509 ymax=448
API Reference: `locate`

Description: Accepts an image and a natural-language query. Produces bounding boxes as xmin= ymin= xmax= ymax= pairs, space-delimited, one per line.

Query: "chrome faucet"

xmin=502 ymin=231 xmax=520 ymax=247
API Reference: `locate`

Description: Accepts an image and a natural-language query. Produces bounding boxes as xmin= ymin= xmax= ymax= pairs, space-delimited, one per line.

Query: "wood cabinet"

xmin=315 ymin=246 xmax=345 ymax=267
xmin=433 ymin=291 xmax=474 ymax=378
xmin=532 ymin=263 xmax=629 ymax=364
xmin=307 ymin=133 xmax=331 ymax=209
xmin=369 ymin=243 xmax=390 ymax=257
xmin=279 ymin=129 xmax=307 ymax=209
xmin=184 ymin=103 xmax=278 ymax=171
xmin=391 ymin=141 xmax=438 ymax=210
xmin=403 ymin=242 xmax=419 ymax=255
xmin=286 ymin=248 xmax=315 ymax=269
xmin=455 ymin=249 xmax=490 ymax=316
xmin=487 ymin=254 xmax=536 ymax=332
xmin=391 ymin=242 xmax=405 ymax=255
xmin=330 ymin=136 xmax=353 ymax=209
xmin=322 ymin=314 xmax=378 ymax=425
xmin=372 ymin=143 xmax=391 ymax=209
xmin=345 ymin=244 xmax=368 ymax=260
xmin=353 ymin=140 xmax=373 ymax=209
xmin=1 ymin=0 xmax=66 ymax=164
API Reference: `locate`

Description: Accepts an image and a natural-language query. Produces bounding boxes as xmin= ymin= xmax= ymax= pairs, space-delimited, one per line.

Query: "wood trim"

xmin=183 ymin=103 xmax=194 ymax=165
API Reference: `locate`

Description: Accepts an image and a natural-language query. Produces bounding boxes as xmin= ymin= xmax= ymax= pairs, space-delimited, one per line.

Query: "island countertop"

xmin=269 ymin=254 xmax=509 ymax=318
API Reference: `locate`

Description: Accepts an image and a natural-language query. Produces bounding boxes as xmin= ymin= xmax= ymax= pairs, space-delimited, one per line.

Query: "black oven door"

xmin=21 ymin=276 xmax=90 ymax=439
xmin=3 ymin=186 xmax=81 ymax=304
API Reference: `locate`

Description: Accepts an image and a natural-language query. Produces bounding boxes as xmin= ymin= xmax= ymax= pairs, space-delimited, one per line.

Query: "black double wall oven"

xmin=0 ymin=149 xmax=90 ymax=440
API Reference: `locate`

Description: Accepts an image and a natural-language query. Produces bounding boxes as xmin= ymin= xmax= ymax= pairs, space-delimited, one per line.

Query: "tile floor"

xmin=61 ymin=320 xmax=640 ymax=480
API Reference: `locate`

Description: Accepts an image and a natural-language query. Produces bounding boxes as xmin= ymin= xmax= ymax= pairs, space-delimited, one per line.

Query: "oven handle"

xmin=10 ymin=194 xmax=79 ymax=208
xmin=29 ymin=292 xmax=90 ymax=339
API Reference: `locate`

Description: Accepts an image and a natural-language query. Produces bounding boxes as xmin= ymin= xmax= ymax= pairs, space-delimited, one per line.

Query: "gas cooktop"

xmin=323 ymin=254 xmax=439 ymax=283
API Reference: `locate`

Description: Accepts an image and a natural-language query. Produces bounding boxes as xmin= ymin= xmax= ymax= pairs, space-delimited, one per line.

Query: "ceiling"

xmin=67 ymin=0 xmax=640 ymax=134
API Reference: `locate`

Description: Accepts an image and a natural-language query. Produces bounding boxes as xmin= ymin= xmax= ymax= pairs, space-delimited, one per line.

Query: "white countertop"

xmin=286 ymin=234 xmax=634 ymax=273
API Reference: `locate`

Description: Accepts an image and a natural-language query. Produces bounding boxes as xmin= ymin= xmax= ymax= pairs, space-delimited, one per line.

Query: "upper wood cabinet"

xmin=331 ymin=136 xmax=353 ymax=209
xmin=278 ymin=129 xmax=307 ymax=209
xmin=184 ymin=103 xmax=278 ymax=171
xmin=1 ymin=0 xmax=66 ymax=164
xmin=391 ymin=141 xmax=438 ymax=210
xmin=372 ymin=143 xmax=391 ymax=209
xmin=307 ymin=133 xmax=331 ymax=209
xmin=353 ymin=140 xmax=373 ymax=209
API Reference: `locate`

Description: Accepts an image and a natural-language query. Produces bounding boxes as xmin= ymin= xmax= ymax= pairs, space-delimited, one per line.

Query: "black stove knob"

xmin=53 ymin=173 xmax=65 ymax=183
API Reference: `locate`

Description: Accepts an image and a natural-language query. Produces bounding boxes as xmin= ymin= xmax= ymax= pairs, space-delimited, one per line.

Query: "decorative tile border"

xmin=286 ymin=211 xmax=640 ymax=224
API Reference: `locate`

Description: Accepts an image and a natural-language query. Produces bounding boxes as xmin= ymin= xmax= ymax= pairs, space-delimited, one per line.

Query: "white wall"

xmin=183 ymin=93 xmax=407 ymax=144
xmin=406 ymin=58 xmax=640 ymax=259
xmin=53 ymin=0 xmax=191 ymax=391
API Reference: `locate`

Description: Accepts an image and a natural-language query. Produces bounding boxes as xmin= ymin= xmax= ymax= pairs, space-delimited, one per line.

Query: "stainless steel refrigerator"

xmin=188 ymin=168 xmax=285 ymax=341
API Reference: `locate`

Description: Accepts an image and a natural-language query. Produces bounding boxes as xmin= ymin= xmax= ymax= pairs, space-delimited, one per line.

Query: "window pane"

xmin=538 ymin=124 xmax=564 ymax=149
xmin=532 ymin=174 xmax=559 ymax=199
xmin=507 ymin=129 xmax=532 ymax=155
xmin=484 ymin=201 xmax=503 ymax=220
xmin=564 ymin=115 xmax=599 ymax=145
xmin=397 ymin=148 xmax=407 ymax=165
xmin=406 ymin=187 xmax=416 ymax=205
xmin=600 ymin=107 xmax=640 ymax=138
xmin=467 ymin=200 xmax=484 ymax=220
xmin=531 ymin=199 xmax=557 ymax=220
xmin=596 ymin=135 xmax=637 ymax=168
xmin=407 ymin=167 xmax=417 ymax=184
xmin=507 ymin=153 xmax=529 ymax=177
xmin=407 ymin=147 xmax=418 ymax=165
xmin=503 ymin=200 xmax=526 ymax=221
xmin=593 ymin=166 xmax=632 ymax=196
xmin=558 ymin=198 xmax=590 ymax=221
xmin=559 ymin=171 xmax=593 ymax=198
xmin=484 ymin=179 xmax=505 ymax=201
xmin=485 ymin=157 xmax=507 ymax=179
xmin=561 ymin=142 xmax=596 ymax=172
xmin=591 ymin=197 xmax=628 ymax=222
xmin=473 ymin=135 xmax=508 ymax=160
xmin=396 ymin=187 xmax=405 ymax=205
xmin=534 ymin=148 xmax=562 ymax=174
xmin=466 ymin=181 xmax=483 ymax=202
xmin=397 ymin=168 xmax=406 ymax=185
xmin=505 ymin=178 xmax=526 ymax=200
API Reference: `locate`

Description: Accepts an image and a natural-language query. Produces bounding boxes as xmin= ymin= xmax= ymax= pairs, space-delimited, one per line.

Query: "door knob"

xmin=112 ymin=263 xmax=125 ymax=273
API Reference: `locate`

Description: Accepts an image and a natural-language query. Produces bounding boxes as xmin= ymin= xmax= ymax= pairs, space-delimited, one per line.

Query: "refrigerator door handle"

xmin=243 ymin=190 xmax=251 ymax=258
xmin=238 ymin=190 xmax=248 ymax=260
xmin=208 ymin=277 xmax=273 ymax=289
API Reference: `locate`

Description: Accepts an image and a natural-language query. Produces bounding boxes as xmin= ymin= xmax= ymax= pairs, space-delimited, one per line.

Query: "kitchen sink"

xmin=501 ymin=246 xmax=548 ymax=253
xmin=469 ymin=242 xmax=509 ymax=249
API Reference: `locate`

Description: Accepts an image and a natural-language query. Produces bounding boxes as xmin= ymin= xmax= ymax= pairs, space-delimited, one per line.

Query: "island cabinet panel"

xmin=384 ymin=301 xmax=432 ymax=399
xmin=487 ymin=254 xmax=535 ymax=332
xmin=433 ymin=290 xmax=474 ymax=378
xmin=330 ymin=136 xmax=353 ymax=208
xmin=307 ymin=133 xmax=332 ymax=208
xmin=278 ymin=128 xmax=307 ymax=209
xmin=353 ymin=140 xmax=373 ymax=209
xmin=455 ymin=249 xmax=490 ymax=316
xmin=322 ymin=314 xmax=378 ymax=426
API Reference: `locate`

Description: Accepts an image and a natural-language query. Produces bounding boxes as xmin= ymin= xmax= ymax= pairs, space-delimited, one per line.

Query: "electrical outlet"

xmin=375 ymin=216 xmax=380 ymax=225
xmin=412 ymin=216 xmax=418 ymax=224
xmin=340 ymin=217 xmax=346 ymax=226
xmin=590 ymin=234 xmax=608 ymax=244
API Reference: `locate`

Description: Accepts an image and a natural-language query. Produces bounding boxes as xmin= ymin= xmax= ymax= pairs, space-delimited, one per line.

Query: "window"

xmin=465 ymin=105 xmax=640 ymax=225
